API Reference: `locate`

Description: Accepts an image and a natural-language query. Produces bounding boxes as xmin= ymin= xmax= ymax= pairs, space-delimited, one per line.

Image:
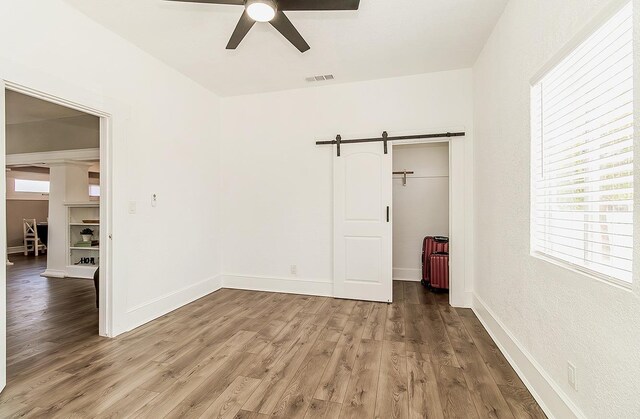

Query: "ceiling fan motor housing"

xmin=168 ymin=0 xmax=360 ymax=52
xmin=245 ymin=0 xmax=277 ymax=22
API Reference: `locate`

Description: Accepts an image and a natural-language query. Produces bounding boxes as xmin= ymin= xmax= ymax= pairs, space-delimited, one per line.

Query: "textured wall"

xmin=1 ymin=0 xmax=223 ymax=335
xmin=221 ymin=70 xmax=475 ymax=305
xmin=473 ymin=0 xmax=640 ymax=417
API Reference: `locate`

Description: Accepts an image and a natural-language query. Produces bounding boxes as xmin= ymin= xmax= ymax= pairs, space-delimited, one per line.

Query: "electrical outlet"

xmin=128 ymin=201 xmax=137 ymax=214
xmin=567 ymin=362 xmax=577 ymax=391
xmin=290 ymin=265 xmax=297 ymax=275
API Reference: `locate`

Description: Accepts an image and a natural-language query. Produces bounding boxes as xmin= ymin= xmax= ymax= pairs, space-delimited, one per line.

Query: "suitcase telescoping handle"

xmin=386 ymin=206 xmax=390 ymax=222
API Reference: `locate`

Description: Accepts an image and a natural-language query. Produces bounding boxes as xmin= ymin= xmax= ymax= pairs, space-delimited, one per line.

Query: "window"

xmin=89 ymin=184 xmax=100 ymax=197
xmin=14 ymin=179 xmax=50 ymax=194
xmin=531 ymin=2 xmax=634 ymax=284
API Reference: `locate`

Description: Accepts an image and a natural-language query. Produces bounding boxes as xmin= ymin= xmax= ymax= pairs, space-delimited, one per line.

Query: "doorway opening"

xmin=332 ymin=134 xmax=464 ymax=305
xmin=392 ymin=142 xmax=450 ymax=302
xmin=4 ymin=88 xmax=106 ymax=384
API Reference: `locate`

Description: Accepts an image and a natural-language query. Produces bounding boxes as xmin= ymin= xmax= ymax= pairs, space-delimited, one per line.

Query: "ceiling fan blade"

xmin=270 ymin=11 xmax=310 ymax=53
xmin=165 ymin=0 xmax=244 ymax=5
xmin=277 ymin=0 xmax=360 ymax=11
xmin=226 ymin=11 xmax=256 ymax=49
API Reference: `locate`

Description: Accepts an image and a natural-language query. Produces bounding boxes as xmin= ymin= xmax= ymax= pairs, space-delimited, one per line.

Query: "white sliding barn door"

xmin=333 ymin=143 xmax=392 ymax=302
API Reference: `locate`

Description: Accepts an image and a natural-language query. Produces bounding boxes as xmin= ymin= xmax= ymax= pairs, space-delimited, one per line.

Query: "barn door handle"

xmin=386 ymin=206 xmax=390 ymax=222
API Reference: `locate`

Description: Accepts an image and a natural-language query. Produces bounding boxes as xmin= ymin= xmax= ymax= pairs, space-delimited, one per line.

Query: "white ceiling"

xmin=63 ymin=0 xmax=507 ymax=96
xmin=5 ymin=90 xmax=86 ymax=124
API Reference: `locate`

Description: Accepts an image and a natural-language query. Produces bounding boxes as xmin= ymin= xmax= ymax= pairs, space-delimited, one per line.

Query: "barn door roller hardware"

xmin=316 ymin=131 xmax=466 ymax=157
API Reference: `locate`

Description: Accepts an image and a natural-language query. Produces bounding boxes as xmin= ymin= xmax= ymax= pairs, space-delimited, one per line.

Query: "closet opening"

xmin=392 ymin=142 xmax=450 ymax=302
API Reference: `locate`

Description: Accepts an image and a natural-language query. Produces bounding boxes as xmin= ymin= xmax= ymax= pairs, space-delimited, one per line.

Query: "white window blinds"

xmin=531 ymin=2 xmax=634 ymax=284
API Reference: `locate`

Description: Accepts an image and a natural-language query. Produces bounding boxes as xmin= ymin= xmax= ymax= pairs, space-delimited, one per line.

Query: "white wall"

xmin=5 ymin=169 xmax=49 ymax=201
xmin=0 ymin=0 xmax=222 ymax=336
xmin=5 ymin=169 xmax=49 ymax=250
xmin=6 ymin=114 xmax=99 ymax=154
xmin=392 ymin=143 xmax=449 ymax=281
xmin=473 ymin=0 xmax=640 ymax=418
xmin=5 ymin=169 xmax=49 ymax=251
xmin=221 ymin=69 xmax=474 ymax=305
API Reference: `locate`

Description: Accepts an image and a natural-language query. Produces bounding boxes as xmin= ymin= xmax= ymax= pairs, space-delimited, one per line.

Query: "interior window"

xmin=14 ymin=179 xmax=50 ymax=194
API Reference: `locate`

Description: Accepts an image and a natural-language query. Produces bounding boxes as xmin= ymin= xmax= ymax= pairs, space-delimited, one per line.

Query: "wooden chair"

xmin=23 ymin=219 xmax=46 ymax=256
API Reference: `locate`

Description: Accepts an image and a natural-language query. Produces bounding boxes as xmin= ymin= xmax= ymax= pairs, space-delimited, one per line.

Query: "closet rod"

xmin=392 ymin=172 xmax=448 ymax=186
xmin=393 ymin=175 xmax=449 ymax=179
xmin=316 ymin=131 xmax=465 ymax=157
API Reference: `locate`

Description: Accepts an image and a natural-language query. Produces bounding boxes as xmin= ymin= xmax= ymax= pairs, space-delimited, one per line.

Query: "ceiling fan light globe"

xmin=246 ymin=0 xmax=276 ymax=22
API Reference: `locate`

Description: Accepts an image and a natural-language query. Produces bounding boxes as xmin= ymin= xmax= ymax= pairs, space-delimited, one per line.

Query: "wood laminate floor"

xmin=1 ymin=256 xmax=546 ymax=418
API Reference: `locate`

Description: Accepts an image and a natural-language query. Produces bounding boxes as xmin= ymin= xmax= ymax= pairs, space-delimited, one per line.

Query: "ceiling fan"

xmin=167 ymin=0 xmax=360 ymax=53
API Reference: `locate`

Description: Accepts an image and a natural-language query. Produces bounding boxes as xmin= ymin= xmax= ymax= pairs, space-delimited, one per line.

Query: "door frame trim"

xmin=1 ymin=73 xmax=119 ymax=342
xmin=391 ymin=133 xmax=467 ymax=307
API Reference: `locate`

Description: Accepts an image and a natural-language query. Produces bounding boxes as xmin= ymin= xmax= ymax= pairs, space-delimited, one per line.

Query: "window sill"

xmin=530 ymin=251 xmax=633 ymax=292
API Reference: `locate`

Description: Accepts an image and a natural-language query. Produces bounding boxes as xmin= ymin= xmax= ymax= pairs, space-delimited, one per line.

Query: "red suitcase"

xmin=421 ymin=236 xmax=449 ymax=286
xmin=429 ymin=253 xmax=449 ymax=291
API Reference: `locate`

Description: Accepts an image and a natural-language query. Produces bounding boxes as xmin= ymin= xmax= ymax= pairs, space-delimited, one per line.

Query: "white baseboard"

xmin=472 ymin=295 xmax=586 ymax=419
xmin=223 ymin=274 xmax=333 ymax=297
xmin=450 ymin=290 xmax=473 ymax=308
xmin=41 ymin=269 xmax=67 ymax=278
xmin=124 ymin=274 xmax=223 ymax=333
xmin=40 ymin=267 xmax=95 ymax=280
xmin=64 ymin=265 xmax=97 ymax=280
xmin=393 ymin=267 xmax=421 ymax=282
xmin=7 ymin=246 xmax=25 ymax=255
xmin=8 ymin=245 xmax=47 ymax=255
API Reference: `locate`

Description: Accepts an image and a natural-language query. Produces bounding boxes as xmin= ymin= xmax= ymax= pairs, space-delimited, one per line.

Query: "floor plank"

xmin=304 ymin=400 xmax=343 ymax=419
xmin=374 ymin=340 xmax=409 ymax=419
xmin=432 ymin=362 xmax=479 ymax=419
xmin=314 ymin=320 xmax=365 ymax=403
xmin=439 ymin=305 xmax=513 ymax=419
xmin=199 ymin=375 xmax=261 ymax=419
xmin=498 ymin=384 xmax=547 ymax=419
xmin=271 ymin=340 xmax=336 ymax=419
xmin=384 ymin=303 xmax=405 ymax=342
xmin=457 ymin=309 xmax=527 ymax=389
xmin=1 ymin=260 xmax=545 ymax=419
xmin=362 ymin=302 xmax=387 ymax=341
xmin=406 ymin=351 xmax=444 ymax=419
xmin=420 ymin=305 xmax=460 ymax=367
xmin=340 ymin=339 xmax=383 ymax=419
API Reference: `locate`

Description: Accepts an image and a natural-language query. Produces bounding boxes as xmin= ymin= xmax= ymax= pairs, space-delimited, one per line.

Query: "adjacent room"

xmin=4 ymin=90 xmax=102 ymax=385
xmin=0 ymin=0 xmax=637 ymax=418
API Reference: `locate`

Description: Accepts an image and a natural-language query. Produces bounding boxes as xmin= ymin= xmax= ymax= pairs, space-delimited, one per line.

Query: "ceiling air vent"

xmin=305 ymin=74 xmax=335 ymax=82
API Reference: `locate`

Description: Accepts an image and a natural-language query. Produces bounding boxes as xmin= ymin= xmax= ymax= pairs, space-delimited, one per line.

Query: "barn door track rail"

xmin=316 ymin=130 xmax=466 ymax=157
